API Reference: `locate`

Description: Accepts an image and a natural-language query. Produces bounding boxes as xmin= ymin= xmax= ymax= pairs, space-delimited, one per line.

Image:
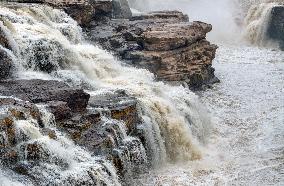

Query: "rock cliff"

xmin=267 ymin=5 xmax=284 ymax=50
xmin=90 ymin=10 xmax=219 ymax=89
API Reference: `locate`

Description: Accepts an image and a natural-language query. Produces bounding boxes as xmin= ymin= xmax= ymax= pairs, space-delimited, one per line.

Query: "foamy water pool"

xmin=133 ymin=44 xmax=284 ymax=186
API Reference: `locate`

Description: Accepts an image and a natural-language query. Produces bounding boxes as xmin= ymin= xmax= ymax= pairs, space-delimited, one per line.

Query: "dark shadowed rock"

xmin=0 ymin=79 xmax=90 ymax=112
xmin=0 ymin=48 xmax=13 ymax=79
xmin=267 ymin=5 xmax=284 ymax=50
xmin=0 ymin=25 xmax=13 ymax=50
xmin=63 ymin=4 xmax=95 ymax=27
xmin=46 ymin=101 xmax=72 ymax=121
xmin=90 ymin=0 xmax=113 ymax=21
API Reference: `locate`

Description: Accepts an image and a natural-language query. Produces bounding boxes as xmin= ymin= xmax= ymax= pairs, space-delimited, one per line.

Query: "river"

xmin=133 ymin=44 xmax=284 ymax=185
xmin=0 ymin=1 xmax=283 ymax=185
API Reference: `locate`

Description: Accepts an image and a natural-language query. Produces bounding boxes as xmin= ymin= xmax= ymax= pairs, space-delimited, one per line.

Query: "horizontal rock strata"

xmin=0 ymin=79 xmax=143 ymax=178
xmin=89 ymin=10 xmax=219 ymax=89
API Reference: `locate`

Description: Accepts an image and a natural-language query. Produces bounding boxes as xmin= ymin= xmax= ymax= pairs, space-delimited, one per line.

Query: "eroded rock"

xmin=90 ymin=11 xmax=218 ymax=89
xmin=0 ymin=79 xmax=90 ymax=112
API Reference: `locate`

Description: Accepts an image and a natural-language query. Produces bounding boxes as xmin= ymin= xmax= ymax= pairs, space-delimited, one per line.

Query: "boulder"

xmin=267 ymin=5 xmax=284 ymax=50
xmin=141 ymin=22 xmax=211 ymax=51
xmin=0 ymin=79 xmax=90 ymax=112
xmin=88 ymin=90 xmax=140 ymax=132
xmin=125 ymin=40 xmax=218 ymax=88
xmin=57 ymin=90 xmax=140 ymax=142
xmin=46 ymin=101 xmax=72 ymax=121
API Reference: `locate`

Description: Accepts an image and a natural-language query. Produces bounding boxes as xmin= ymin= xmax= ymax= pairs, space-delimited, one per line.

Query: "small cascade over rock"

xmin=0 ymin=2 xmax=212 ymax=185
xmin=243 ymin=2 xmax=278 ymax=46
xmin=239 ymin=0 xmax=284 ymax=48
xmin=0 ymin=97 xmax=121 ymax=185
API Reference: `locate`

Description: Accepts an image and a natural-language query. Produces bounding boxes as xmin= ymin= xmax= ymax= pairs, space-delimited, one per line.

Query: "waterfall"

xmin=241 ymin=0 xmax=283 ymax=47
xmin=128 ymin=0 xmax=243 ymax=43
xmin=0 ymin=103 xmax=121 ymax=185
xmin=0 ymin=3 xmax=211 ymax=185
xmin=128 ymin=0 xmax=283 ymax=46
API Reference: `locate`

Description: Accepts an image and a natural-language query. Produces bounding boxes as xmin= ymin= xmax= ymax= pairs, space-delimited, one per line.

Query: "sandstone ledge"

xmin=89 ymin=10 xmax=219 ymax=89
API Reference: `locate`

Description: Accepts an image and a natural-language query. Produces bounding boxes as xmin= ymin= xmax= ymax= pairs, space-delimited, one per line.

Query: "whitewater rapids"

xmin=132 ymin=44 xmax=284 ymax=185
xmin=0 ymin=3 xmax=211 ymax=185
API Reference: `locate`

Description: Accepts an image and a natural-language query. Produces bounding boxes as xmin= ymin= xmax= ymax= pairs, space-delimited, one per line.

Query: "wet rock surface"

xmin=0 ymin=26 xmax=12 ymax=50
xmin=0 ymin=1 xmax=218 ymax=184
xmin=267 ymin=5 xmax=284 ymax=50
xmin=0 ymin=79 xmax=90 ymax=112
xmin=89 ymin=10 xmax=218 ymax=89
xmin=0 ymin=87 xmax=145 ymax=181
xmin=0 ymin=48 xmax=13 ymax=79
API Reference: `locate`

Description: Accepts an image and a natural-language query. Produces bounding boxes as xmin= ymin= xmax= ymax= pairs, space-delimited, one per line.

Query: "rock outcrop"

xmin=0 ymin=79 xmax=90 ymax=112
xmin=0 ymin=1 xmax=219 ymax=183
xmin=0 ymin=48 xmax=13 ymax=79
xmin=0 ymin=79 xmax=144 ymax=179
xmin=90 ymin=10 xmax=219 ymax=89
xmin=267 ymin=5 xmax=284 ymax=50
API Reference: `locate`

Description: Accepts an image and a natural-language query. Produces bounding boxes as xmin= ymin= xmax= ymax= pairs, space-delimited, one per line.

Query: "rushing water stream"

xmin=133 ymin=44 xmax=284 ymax=185
xmin=128 ymin=0 xmax=284 ymax=184
xmin=0 ymin=0 xmax=283 ymax=185
xmin=0 ymin=3 xmax=210 ymax=185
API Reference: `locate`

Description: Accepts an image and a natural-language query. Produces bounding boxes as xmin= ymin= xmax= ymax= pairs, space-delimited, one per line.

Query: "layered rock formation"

xmin=0 ymin=0 xmax=218 ymax=184
xmin=0 ymin=79 xmax=145 ymax=181
xmin=90 ymin=10 xmax=219 ymax=89
xmin=2 ymin=1 xmax=218 ymax=89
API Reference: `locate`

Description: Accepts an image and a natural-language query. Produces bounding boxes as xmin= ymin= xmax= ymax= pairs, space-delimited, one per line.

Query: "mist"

xmin=128 ymin=0 xmax=243 ymax=43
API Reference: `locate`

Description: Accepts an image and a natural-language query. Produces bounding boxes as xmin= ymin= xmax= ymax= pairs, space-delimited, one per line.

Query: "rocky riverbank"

xmin=3 ymin=0 xmax=218 ymax=88
xmin=0 ymin=0 xmax=217 ymax=185
xmin=85 ymin=0 xmax=219 ymax=89
xmin=89 ymin=10 xmax=219 ymax=89
xmin=0 ymin=79 xmax=146 ymax=184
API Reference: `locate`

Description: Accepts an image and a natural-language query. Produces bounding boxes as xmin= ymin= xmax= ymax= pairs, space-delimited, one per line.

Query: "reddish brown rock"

xmin=46 ymin=101 xmax=72 ymax=121
xmin=90 ymin=11 xmax=219 ymax=89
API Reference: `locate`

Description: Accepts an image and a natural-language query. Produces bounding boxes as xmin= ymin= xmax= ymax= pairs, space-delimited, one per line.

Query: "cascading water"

xmin=242 ymin=0 xmax=283 ymax=47
xmin=0 ymin=100 xmax=121 ymax=185
xmin=127 ymin=0 xmax=284 ymax=185
xmin=0 ymin=2 xmax=211 ymax=185
xmin=129 ymin=0 xmax=283 ymax=47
